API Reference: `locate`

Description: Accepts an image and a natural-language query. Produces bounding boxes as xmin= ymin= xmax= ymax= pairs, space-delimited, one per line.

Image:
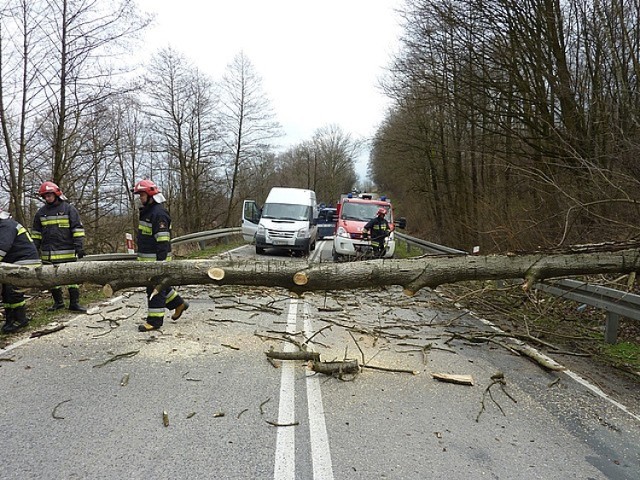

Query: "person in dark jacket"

xmin=132 ymin=179 xmax=188 ymax=332
xmin=32 ymin=181 xmax=87 ymax=312
xmin=0 ymin=209 xmax=41 ymax=333
xmin=362 ymin=207 xmax=391 ymax=257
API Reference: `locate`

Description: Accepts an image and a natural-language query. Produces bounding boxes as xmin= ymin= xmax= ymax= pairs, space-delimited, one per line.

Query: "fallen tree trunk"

xmin=1 ymin=244 xmax=639 ymax=295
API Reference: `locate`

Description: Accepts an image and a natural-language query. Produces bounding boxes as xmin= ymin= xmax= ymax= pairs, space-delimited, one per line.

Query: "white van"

xmin=242 ymin=187 xmax=318 ymax=255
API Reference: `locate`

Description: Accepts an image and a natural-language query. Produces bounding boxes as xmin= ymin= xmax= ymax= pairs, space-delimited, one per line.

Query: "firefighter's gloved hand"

xmin=76 ymin=248 xmax=85 ymax=259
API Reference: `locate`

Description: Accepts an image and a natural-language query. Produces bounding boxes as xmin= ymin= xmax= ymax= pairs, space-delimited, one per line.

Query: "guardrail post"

xmin=604 ymin=312 xmax=620 ymax=344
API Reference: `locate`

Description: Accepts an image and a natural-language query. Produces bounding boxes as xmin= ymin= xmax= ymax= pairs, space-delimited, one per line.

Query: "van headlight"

xmin=336 ymin=227 xmax=349 ymax=238
xmin=257 ymin=225 xmax=265 ymax=235
xmin=296 ymin=227 xmax=308 ymax=238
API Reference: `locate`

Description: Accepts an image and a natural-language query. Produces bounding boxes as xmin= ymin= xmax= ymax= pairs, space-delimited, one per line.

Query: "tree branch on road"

xmin=2 ymin=243 xmax=639 ymax=295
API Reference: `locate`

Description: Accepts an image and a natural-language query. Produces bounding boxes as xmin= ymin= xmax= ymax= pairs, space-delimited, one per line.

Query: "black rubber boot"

xmin=3 ymin=307 xmax=29 ymax=333
xmin=1 ymin=309 xmax=15 ymax=334
xmin=68 ymin=287 xmax=87 ymax=313
xmin=48 ymin=288 xmax=65 ymax=311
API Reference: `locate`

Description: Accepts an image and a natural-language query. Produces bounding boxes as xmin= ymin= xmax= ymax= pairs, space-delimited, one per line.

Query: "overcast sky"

xmin=134 ymin=0 xmax=404 ymax=179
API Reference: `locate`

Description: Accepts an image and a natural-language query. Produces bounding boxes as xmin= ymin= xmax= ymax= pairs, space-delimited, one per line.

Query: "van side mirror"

xmin=395 ymin=217 xmax=407 ymax=229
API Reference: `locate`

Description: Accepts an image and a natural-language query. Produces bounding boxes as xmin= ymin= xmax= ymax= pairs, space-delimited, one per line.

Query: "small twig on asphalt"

xmin=237 ymin=408 xmax=248 ymax=419
xmin=92 ymin=350 xmax=140 ymax=368
xmin=259 ymin=398 xmax=271 ymax=415
xmin=52 ymin=399 xmax=72 ymax=420
xmin=348 ymin=331 xmax=366 ymax=366
xmin=303 ymin=325 xmax=332 ymax=346
xmin=266 ymin=420 xmax=299 ymax=427
xmin=476 ymin=372 xmax=517 ymax=422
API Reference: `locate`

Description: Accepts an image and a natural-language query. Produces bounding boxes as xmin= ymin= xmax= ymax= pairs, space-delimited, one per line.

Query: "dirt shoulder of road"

xmin=436 ymin=281 xmax=640 ymax=416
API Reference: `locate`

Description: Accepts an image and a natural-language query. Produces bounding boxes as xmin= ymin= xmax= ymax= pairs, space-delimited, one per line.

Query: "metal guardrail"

xmin=395 ymin=232 xmax=468 ymax=255
xmin=83 ymin=227 xmax=242 ymax=262
xmin=535 ymin=279 xmax=640 ymax=344
xmin=171 ymin=227 xmax=242 ymax=246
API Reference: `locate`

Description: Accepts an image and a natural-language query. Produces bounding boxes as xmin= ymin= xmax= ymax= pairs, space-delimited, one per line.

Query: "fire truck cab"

xmin=331 ymin=192 xmax=406 ymax=261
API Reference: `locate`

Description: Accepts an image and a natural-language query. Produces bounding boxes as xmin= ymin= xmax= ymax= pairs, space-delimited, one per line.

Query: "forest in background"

xmin=370 ymin=0 xmax=640 ymax=253
xmin=3 ymin=0 xmax=639 ymax=256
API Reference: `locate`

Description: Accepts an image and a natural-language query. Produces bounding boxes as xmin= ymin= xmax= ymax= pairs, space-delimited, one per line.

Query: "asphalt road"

xmin=0 ymin=241 xmax=638 ymax=479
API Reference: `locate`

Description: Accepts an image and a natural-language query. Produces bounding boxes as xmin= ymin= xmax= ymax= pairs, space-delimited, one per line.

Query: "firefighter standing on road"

xmin=32 ymin=181 xmax=87 ymax=312
xmin=132 ymin=179 xmax=188 ymax=332
xmin=0 ymin=209 xmax=41 ymax=333
xmin=362 ymin=207 xmax=391 ymax=257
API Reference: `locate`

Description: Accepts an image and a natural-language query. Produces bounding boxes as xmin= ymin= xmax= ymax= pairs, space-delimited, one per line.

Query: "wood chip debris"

xmin=431 ymin=372 xmax=474 ymax=385
xmin=162 ymin=410 xmax=169 ymax=427
xmin=30 ymin=324 xmax=65 ymax=338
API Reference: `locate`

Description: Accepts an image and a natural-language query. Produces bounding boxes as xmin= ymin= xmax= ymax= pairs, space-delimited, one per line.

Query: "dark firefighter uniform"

xmin=32 ymin=198 xmax=85 ymax=262
xmin=32 ymin=188 xmax=86 ymax=311
xmin=363 ymin=214 xmax=390 ymax=256
xmin=0 ymin=212 xmax=41 ymax=333
xmin=135 ymin=189 xmax=188 ymax=331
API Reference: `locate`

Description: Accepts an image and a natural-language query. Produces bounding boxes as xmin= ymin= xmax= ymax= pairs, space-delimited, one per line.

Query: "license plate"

xmin=273 ymin=240 xmax=288 ymax=245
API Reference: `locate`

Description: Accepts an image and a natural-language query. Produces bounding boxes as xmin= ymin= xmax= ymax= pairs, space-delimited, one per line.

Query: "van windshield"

xmin=341 ymin=203 xmax=391 ymax=222
xmin=261 ymin=203 xmax=311 ymax=221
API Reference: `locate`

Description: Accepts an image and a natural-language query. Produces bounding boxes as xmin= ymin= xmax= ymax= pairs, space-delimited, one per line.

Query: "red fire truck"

xmin=331 ymin=192 xmax=406 ymax=261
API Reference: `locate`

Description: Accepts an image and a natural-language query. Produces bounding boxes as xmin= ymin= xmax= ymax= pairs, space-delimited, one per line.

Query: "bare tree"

xmin=374 ymin=0 xmax=640 ymax=252
xmin=38 ymin=0 xmax=150 ymax=190
xmin=143 ymin=47 xmax=223 ymax=233
xmin=0 ymin=0 xmax=47 ymax=225
xmin=311 ymin=124 xmax=360 ymax=203
xmin=218 ymin=51 xmax=282 ymax=227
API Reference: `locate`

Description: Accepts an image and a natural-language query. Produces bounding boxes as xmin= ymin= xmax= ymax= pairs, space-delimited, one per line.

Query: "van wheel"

xmin=332 ymin=249 xmax=340 ymax=262
xmin=256 ymin=246 xmax=265 ymax=255
xmin=310 ymin=240 xmax=316 ymax=251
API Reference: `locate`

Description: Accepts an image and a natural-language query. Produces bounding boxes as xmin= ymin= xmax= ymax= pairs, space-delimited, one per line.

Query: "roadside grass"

xmin=602 ymin=341 xmax=640 ymax=371
xmin=0 ymin=285 xmax=107 ymax=343
xmin=393 ymin=240 xmax=422 ymax=259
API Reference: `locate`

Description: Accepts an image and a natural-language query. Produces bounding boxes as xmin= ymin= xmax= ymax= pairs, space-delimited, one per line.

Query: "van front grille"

xmin=267 ymin=229 xmax=295 ymax=239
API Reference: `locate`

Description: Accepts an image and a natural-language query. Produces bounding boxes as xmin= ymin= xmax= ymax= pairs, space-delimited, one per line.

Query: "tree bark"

xmin=2 ymin=245 xmax=639 ymax=296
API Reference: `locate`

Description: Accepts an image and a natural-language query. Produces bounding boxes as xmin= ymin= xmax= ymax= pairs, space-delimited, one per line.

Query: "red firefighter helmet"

xmin=38 ymin=181 xmax=64 ymax=198
xmin=132 ymin=179 xmax=160 ymax=196
xmin=377 ymin=207 xmax=387 ymax=216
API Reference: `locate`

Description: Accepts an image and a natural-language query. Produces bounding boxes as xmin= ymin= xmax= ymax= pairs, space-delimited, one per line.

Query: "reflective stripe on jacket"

xmin=136 ymin=202 xmax=172 ymax=262
xmin=364 ymin=217 xmax=390 ymax=247
xmin=0 ymin=218 xmax=41 ymax=266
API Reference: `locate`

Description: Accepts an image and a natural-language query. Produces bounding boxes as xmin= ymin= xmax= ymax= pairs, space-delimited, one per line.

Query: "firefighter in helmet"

xmin=362 ymin=207 xmax=391 ymax=257
xmin=32 ymin=181 xmax=87 ymax=312
xmin=131 ymin=179 xmax=189 ymax=332
xmin=0 ymin=208 xmax=41 ymax=333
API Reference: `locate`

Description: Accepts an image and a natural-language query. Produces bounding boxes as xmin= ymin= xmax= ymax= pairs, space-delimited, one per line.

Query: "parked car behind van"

xmin=317 ymin=207 xmax=337 ymax=239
